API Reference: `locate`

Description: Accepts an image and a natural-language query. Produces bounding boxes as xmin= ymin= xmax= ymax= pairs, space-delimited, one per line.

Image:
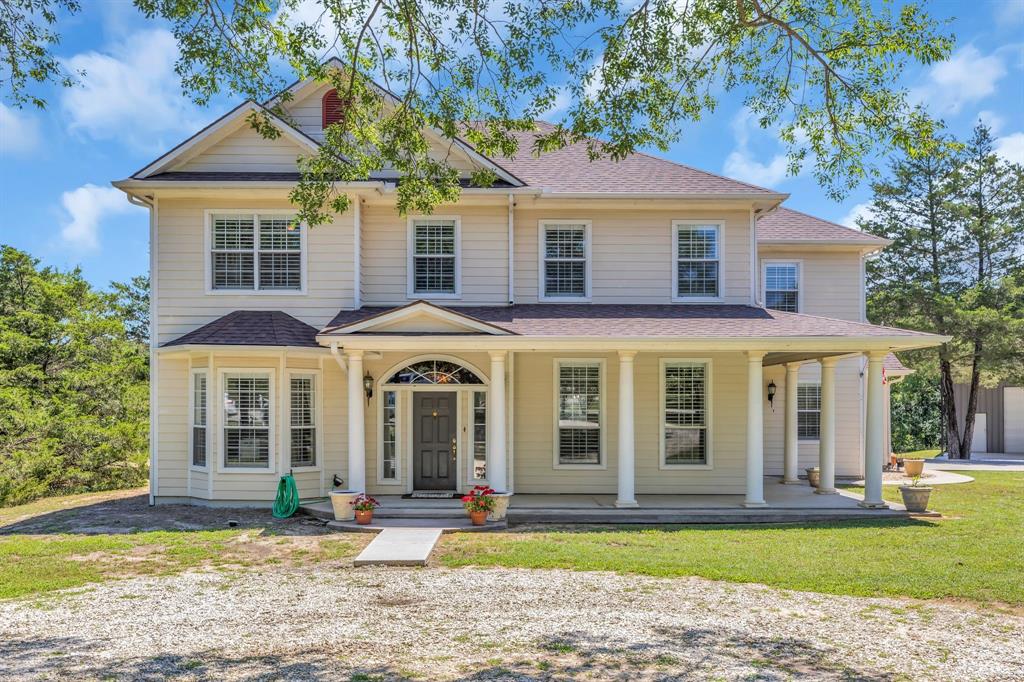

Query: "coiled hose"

xmin=272 ymin=474 xmax=300 ymax=518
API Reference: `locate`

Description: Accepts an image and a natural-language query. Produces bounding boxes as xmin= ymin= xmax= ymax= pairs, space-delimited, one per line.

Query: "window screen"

xmin=798 ymin=383 xmax=821 ymax=440
xmin=663 ymin=362 xmax=708 ymax=465
xmin=290 ymin=375 xmax=316 ymax=467
xmin=676 ymin=225 xmax=720 ymax=298
xmin=557 ymin=362 xmax=601 ymax=465
xmin=765 ymin=263 xmax=799 ymax=312
xmin=412 ymin=219 xmax=457 ymax=294
xmin=223 ymin=374 xmax=271 ymax=468
xmin=543 ymin=224 xmax=587 ymax=298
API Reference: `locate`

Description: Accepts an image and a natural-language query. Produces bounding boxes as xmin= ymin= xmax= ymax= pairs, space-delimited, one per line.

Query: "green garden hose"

xmin=272 ymin=474 xmax=300 ymax=518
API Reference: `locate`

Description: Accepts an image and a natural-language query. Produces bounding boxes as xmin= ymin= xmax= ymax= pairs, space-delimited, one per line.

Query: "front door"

xmin=413 ymin=392 xmax=458 ymax=490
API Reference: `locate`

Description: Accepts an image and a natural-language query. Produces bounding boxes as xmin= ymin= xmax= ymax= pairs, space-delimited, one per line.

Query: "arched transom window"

xmin=386 ymin=360 xmax=483 ymax=385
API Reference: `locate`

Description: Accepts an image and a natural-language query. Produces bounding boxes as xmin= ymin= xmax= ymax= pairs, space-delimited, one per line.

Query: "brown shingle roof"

xmin=757 ymin=207 xmax=889 ymax=244
xmin=322 ymin=304 xmax=934 ymax=339
xmin=486 ymin=122 xmax=780 ymax=195
xmin=163 ymin=311 xmax=320 ymax=347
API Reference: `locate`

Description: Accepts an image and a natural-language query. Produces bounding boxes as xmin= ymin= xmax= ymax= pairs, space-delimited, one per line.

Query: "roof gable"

xmin=321 ymin=301 xmax=514 ymax=336
xmin=133 ymin=101 xmax=322 ymax=179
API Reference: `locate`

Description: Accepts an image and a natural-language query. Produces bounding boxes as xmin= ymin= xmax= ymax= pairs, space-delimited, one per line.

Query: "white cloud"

xmin=994 ymin=132 xmax=1024 ymax=164
xmin=721 ymin=107 xmax=790 ymax=188
xmin=977 ymin=110 xmax=1005 ymax=135
xmin=58 ymin=184 xmax=141 ymax=251
xmin=912 ymin=46 xmax=1007 ymax=114
xmin=840 ymin=202 xmax=873 ymax=229
xmin=723 ymin=150 xmax=788 ymax=188
xmin=61 ymin=29 xmax=205 ymax=152
xmin=995 ymin=0 xmax=1024 ymax=24
xmin=0 ymin=104 xmax=42 ymax=156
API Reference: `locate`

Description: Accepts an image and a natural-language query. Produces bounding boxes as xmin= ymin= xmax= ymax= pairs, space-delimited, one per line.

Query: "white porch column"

xmin=615 ymin=351 xmax=638 ymax=508
xmin=744 ymin=351 xmax=767 ymax=507
xmin=488 ymin=351 xmax=508 ymax=492
xmin=346 ymin=350 xmax=367 ymax=493
xmin=817 ymin=357 xmax=838 ymax=494
xmin=782 ymin=362 xmax=800 ymax=484
xmin=860 ymin=351 xmax=888 ymax=508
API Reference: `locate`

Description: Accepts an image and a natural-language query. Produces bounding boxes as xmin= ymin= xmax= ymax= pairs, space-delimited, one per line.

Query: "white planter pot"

xmin=487 ymin=492 xmax=513 ymax=521
xmin=329 ymin=490 xmax=359 ymax=521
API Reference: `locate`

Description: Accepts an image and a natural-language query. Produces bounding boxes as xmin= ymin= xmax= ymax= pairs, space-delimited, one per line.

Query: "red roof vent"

xmin=322 ymin=89 xmax=346 ymax=128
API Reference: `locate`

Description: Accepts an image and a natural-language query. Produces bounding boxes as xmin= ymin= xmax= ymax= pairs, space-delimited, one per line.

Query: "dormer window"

xmin=322 ymin=89 xmax=345 ymax=128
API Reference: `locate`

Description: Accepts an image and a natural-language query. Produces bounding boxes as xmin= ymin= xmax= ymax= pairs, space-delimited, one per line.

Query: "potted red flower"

xmin=350 ymin=493 xmax=379 ymax=525
xmin=461 ymin=485 xmax=496 ymax=526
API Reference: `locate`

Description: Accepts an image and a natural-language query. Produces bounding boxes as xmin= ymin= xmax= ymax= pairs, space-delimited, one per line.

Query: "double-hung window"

xmin=223 ymin=373 xmax=273 ymax=469
xmin=555 ymin=361 xmax=602 ymax=466
xmin=540 ymin=222 xmax=590 ymax=300
xmin=797 ymin=383 xmax=821 ymax=441
xmin=409 ymin=218 xmax=459 ymax=297
xmin=673 ymin=222 xmax=721 ymax=300
xmin=209 ymin=212 xmax=303 ymax=292
xmin=289 ymin=374 xmax=317 ymax=468
xmin=764 ymin=262 xmax=800 ymax=312
xmin=190 ymin=371 xmax=208 ymax=468
xmin=662 ymin=361 xmax=710 ymax=466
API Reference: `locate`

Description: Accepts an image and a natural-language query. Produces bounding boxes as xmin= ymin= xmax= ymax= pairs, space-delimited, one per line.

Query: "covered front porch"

xmin=301 ymin=476 xmax=922 ymax=525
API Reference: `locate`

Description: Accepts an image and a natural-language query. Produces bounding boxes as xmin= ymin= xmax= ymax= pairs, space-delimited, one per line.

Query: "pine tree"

xmin=863 ymin=123 xmax=1024 ymax=459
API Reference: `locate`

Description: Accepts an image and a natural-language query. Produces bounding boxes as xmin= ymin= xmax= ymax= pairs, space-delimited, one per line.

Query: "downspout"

xmin=128 ymin=193 xmax=158 ymax=506
xmin=507 ymin=193 xmax=515 ymax=304
xmin=750 ymin=209 xmax=759 ymax=306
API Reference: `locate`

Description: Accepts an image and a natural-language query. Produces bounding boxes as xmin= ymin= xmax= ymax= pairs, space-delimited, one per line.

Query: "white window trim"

xmin=659 ymin=358 xmax=714 ymax=470
xmin=216 ymin=368 xmax=276 ymax=474
xmin=797 ymin=381 xmax=822 ymax=443
xmin=188 ymin=368 xmax=209 ymax=471
xmin=468 ymin=389 xmax=489 ymax=483
xmin=376 ymin=385 xmax=403 ymax=485
xmin=671 ymin=220 xmax=725 ymax=303
xmin=761 ymin=259 xmax=803 ymax=313
xmin=552 ymin=358 xmax=607 ymax=470
xmin=286 ymin=369 xmax=321 ymax=472
xmin=537 ymin=220 xmax=592 ymax=302
xmin=203 ymin=209 xmax=308 ymax=296
xmin=406 ymin=215 xmax=462 ymax=299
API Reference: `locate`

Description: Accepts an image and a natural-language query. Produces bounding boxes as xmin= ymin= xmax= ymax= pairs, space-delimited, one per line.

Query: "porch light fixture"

xmin=767 ymin=380 xmax=777 ymax=410
xmin=363 ymin=373 xmax=374 ymax=402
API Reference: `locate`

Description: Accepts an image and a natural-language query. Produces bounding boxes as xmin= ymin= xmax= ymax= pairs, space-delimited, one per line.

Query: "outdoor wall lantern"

xmin=767 ymin=380 xmax=777 ymax=409
xmin=363 ymin=373 xmax=374 ymax=402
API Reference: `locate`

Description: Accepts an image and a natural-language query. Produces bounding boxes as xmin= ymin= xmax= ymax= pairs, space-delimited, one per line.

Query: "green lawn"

xmin=896 ymin=448 xmax=943 ymax=459
xmin=438 ymin=471 xmax=1024 ymax=607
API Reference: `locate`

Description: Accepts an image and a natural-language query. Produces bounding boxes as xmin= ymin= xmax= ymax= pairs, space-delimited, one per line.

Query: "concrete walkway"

xmin=929 ymin=453 xmax=1024 ymax=472
xmin=353 ymin=528 xmax=442 ymax=567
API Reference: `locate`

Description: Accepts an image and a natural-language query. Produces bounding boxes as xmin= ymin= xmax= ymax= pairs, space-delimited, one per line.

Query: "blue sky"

xmin=1 ymin=0 xmax=1022 ymax=290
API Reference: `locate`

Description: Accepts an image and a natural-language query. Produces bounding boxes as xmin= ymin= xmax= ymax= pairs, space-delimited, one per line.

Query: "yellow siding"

xmin=360 ymin=203 xmax=509 ymax=306
xmin=758 ymin=247 xmax=864 ymax=322
xmin=176 ymin=125 xmax=310 ymax=173
xmin=155 ymin=198 xmax=355 ymax=344
xmin=156 ymin=356 xmax=189 ymax=498
xmin=515 ymin=208 xmax=753 ymax=305
xmin=513 ymin=351 xmax=749 ymax=494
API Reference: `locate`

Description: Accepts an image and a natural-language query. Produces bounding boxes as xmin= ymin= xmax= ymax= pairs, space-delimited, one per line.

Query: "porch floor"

xmin=301 ymin=477 xmax=926 ymax=525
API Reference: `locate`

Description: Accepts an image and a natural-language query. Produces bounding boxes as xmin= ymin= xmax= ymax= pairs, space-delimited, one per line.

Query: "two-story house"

xmin=114 ymin=65 xmax=945 ymax=511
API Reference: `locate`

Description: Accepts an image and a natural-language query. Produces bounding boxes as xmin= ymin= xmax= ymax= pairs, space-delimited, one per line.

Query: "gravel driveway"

xmin=1 ymin=565 xmax=1021 ymax=681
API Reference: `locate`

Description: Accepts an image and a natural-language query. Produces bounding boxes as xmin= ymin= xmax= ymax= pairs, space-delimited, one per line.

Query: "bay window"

xmin=223 ymin=373 xmax=272 ymax=469
xmin=289 ymin=374 xmax=317 ymax=468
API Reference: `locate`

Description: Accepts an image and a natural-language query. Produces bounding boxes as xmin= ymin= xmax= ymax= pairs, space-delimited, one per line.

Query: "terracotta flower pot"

xmin=899 ymin=486 xmax=932 ymax=513
xmin=904 ymin=459 xmax=925 ymax=477
xmin=354 ymin=509 xmax=374 ymax=525
xmin=469 ymin=510 xmax=488 ymax=526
